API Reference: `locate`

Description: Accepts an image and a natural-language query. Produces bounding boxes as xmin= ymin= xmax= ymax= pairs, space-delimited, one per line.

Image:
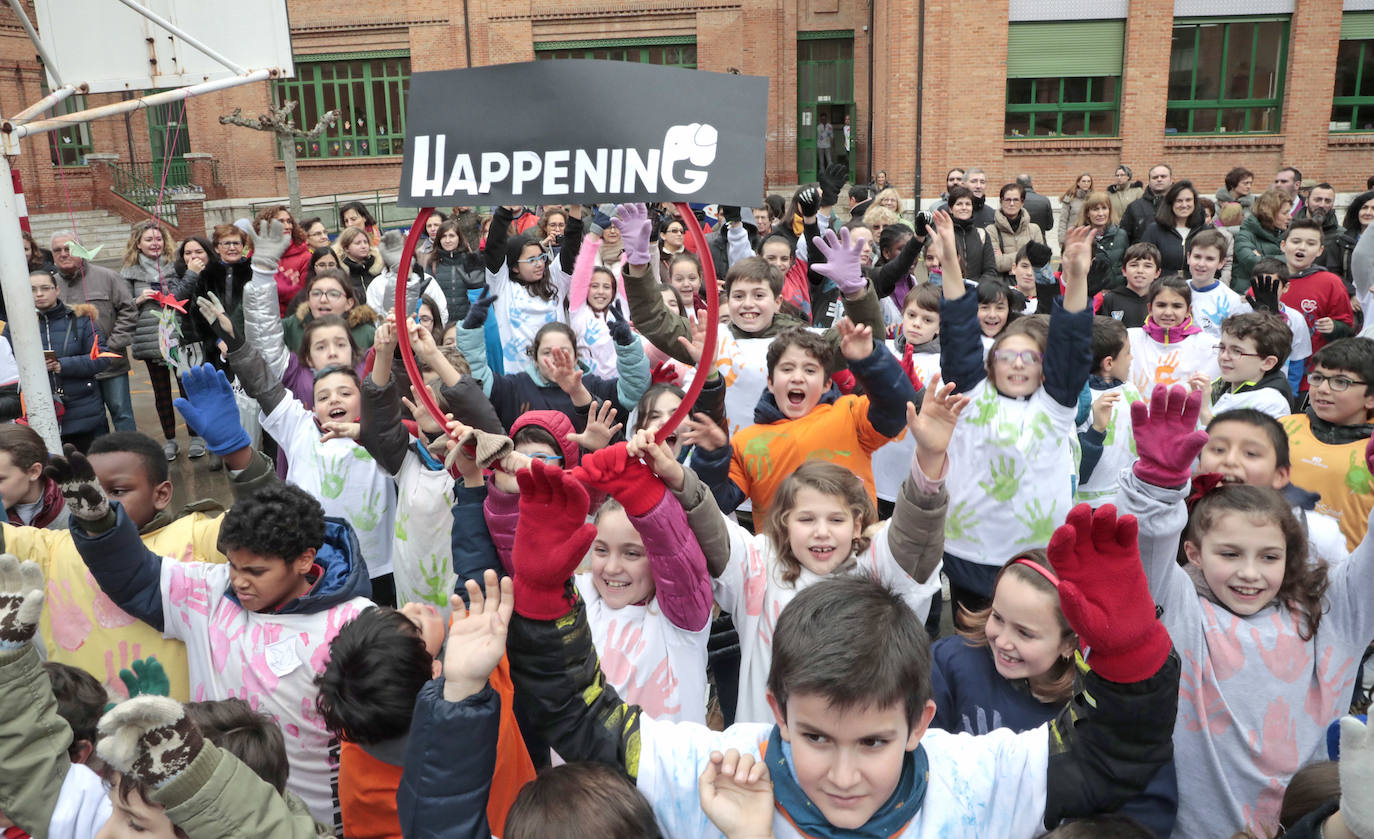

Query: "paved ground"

xmin=127 ymin=363 xmax=236 ymax=511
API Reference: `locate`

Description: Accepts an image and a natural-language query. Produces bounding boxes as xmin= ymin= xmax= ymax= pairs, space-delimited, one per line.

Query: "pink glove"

xmin=612 ymin=203 xmax=653 ymax=266
xmin=810 ymin=227 xmax=867 ymax=297
xmin=570 ymin=442 xmax=666 ymax=518
xmin=1048 ymin=504 xmax=1172 ymax=684
xmin=512 ymin=459 xmax=597 ymax=620
xmin=1130 ymin=385 xmax=1207 ymax=488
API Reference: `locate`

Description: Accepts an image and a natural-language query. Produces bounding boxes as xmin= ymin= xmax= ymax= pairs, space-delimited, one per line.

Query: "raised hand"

xmin=699 ymin=749 xmax=775 ymax=839
xmin=119 ymin=657 xmax=171 ymax=699
xmin=612 ymin=203 xmax=653 ymax=266
xmin=569 ymin=441 xmax=665 ymax=516
xmin=195 ymin=292 xmax=239 ymax=350
xmin=0 ymin=555 xmax=45 ymax=648
xmin=818 ymin=162 xmax=850 ymax=206
xmin=678 ymin=412 xmax=728 ymax=452
xmin=512 ymin=458 xmax=597 ymax=620
xmin=319 ymin=421 xmax=360 ymax=442
xmin=461 ymin=293 xmax=497 ymax=330
xmin=247 ymin=219 xmax=289 ymax=273
xmin=1250 ymin=273 xmax=1281 ymax=313
xmin=626 ymin=428 xmax=686 ymax=493
xmin=566 ymin=400 xmax=623 ymax=453
xmin=548 ymin=347 xmax=584 ymax=395
xmin=676 ymin=314 xmax=712 ymax=365
xmin=810 ymin=227 xmax=867 ymax=297
xmin=1090 ymin=390 xmax=1120 ymax=433
xmin=373 ymin=313 xmax=398 ymax=355
xmin=905 ymin=373 xmax=969 ymax=474
xmin=606 ymin=301 xmax=635 ymax=347
xmin=1061 ymin=226 xmax=1093 ymax=283
xmin=442 ymin=570 xmax=515 ymax=701
xmin=96 ymin=695 xmax=205 ymax=789
xmin=835 ymin=317 xmax=875 ymax=362
xmin=44 ymin=446 xmax=109 ymax=523
xmin=1130 ymin=385 xmax=1208 ymax=488
xmin=406 ymin=315 xmax=440 ymax=360
xmin=796 ymin=186 xmax=821 ymax=218
xmin=173 ymin=364 xmax=252 ymax=456
xmin=1047 ymin=504 xmax=1171 ymax=683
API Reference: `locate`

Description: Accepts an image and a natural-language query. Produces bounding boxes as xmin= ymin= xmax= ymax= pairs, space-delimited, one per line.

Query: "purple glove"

xmin=612 ymin=203 xmax=653 ymax=266
xmin=1130 ymin=385 xmax=1208 ymax=488
xmin=811 ymin=227 xmax=867 ymax=297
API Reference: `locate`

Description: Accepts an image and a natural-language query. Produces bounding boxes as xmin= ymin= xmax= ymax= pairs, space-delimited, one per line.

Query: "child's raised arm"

xmin=606 ymin=303 xmax=652 ymax=411
xmin=576 ymin=439 xmax=713 ymax=632
xmin=172 ymin=363 xmax=258 ymax=475
xmin=699 ymin=749 xmax=776 ymax=839
xmin=1042 ymin=227 xmax=1095 ymax=408
xmin=630 ymin=428 xmax=733 ymax=578
xmin=240 ymin=220 xmax=294 ymax=381
xmin=616 ymin=204 xmax=698 ymax=367
xmin=837 ymin=317 xmax=922 ymax=440
xmin=886 ymin=376 xmax=968 ymax=583
xmin=931 ymin=210 xmax=987 ymax=395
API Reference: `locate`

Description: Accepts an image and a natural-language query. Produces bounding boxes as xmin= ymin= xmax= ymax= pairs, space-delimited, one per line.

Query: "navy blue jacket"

xmin=397 ymin=679 xmax=497 ymax=839
xmin=8 ymin=302 xmax=110 ymax=435
xmin=932 ymin=636 xmax=1178 ymax=837
xmin=450 ymin=483 xmax=503 ymax=602
xmin=72 ymin=503 xmax=371 ymax=631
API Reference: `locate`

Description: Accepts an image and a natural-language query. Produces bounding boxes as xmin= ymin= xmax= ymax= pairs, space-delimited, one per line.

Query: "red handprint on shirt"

xmin=1250 ymin=611 xmax=1310 ymax=683
xmin=87 ymin=570 xmax=137 ymax=629
xmin=309 ymin=604 xmax=361 ymax=673
xmin=103 ymin=640 xmax=145 ymax=699
xmin=166 ymin=565 xmax=212 ymax=627
xmin=743 ymin=545 xmax=767 ymax=616
xmin=634 ymin=658 xmax=682 ymax=719
xmin=1305 ymin=646 xmax=1358 ymax=723
xmin=46 ymin=579 xmax=94 ymax=651
xmin=1247 ymin=698 xmax=1300 ymax=777
xmin=1179 ymin=650 xmax=1231 ymax=735
xmin=599 ymin=618 xmax=648 ymax=687
xmin=1201 ymin=602 xmax=1246 ymax=681
xmin=208 ymin=601 xmax=247 ymax=673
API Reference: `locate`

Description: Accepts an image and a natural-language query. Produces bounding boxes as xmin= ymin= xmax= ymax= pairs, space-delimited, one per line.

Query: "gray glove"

xmin=380 ymin=230 xmax=406 ymax=272
xmin=247 ymin=219 xmax=289 ymax=273
xmin=0 ymin=555 xmax=44 ymax=649
xmin=43 ymin=446 xmax=110 ymax=524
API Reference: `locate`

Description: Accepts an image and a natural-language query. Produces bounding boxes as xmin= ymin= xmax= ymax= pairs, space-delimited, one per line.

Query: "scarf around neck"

xmin=1141 ymin=315 xmax=1201 ymax=344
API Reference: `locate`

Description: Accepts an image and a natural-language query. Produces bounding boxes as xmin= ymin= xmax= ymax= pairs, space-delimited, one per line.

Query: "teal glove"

xmin=174 ymin=364 xmax=252 ymax=455
xmin=120 ymin=657 xmax=170 ymax=699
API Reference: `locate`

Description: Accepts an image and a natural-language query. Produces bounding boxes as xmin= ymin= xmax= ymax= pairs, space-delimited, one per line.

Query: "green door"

xmin=147 ymin=95 xmax=192 ymax=188
xmin=797 ymin=33 xmax=854 ymax=185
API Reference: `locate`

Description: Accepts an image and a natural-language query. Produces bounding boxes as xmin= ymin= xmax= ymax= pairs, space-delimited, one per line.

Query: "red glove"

xmin=569 ymin=442 xmax=665 ymax=518
xmin=651 ymin=360 xmax=681 ymax=386
xmin=1130 ymin=385 xmax=1208 ymax=488
xmin=512 ymin=459 xmax=597 ymax=620
xmin=1047 ymin=504 xmax=1171 ymax=684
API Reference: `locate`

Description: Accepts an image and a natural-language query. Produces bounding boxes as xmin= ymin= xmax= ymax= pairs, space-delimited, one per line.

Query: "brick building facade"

xmin=3 ymin=0 xmax=1372 ymax=232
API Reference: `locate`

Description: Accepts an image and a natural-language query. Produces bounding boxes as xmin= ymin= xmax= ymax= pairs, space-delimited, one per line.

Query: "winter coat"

xmin=274 ymin=240 xmax=313 ymax=316
xmin=1121 ymin=189 xmax=1165 ymax=243
xmin=1107 ymin=180 xmax=1144 ymax=226
xmin=1214 ymin=186 xmax=1254 ymax=211
xmin=1087 ymin=225 xmax=1130 ymax=295
xmin=366 ymin=270 xmax=448 ymax=324
xmin=1326 ymin=227 xmax=1364 ymax=282
xmin=986 ymin=209 xmax=1046 ymax=278
xmin=169 ymin=258 xmax=252 ymax=345
xmin=55 ymin=259 xmax=137 ymax=378
xmin=336 ymin=245 xmax=385 ymax=301
xmin=122 ymin=254 xmax=181 ymax=362
xmin=429 ymin=247 xmax=486 ymax=325
xmin=951 ymin=216 xmax=998 ymax=283
xmin=1021 ymin=188 xmax=1054 ymax=233
xmin=1139 ymin=220 xmax=1209 ymax=276
xmin=13 ymin=302 xmax=110 ymax=435
xmin=1231 ymin=213 xmax=1287 ymax=293
xmin=1058 ymin=190 xmax=1088 ymax=245
xmin=281 ymin=301 xmax=378 ymax=355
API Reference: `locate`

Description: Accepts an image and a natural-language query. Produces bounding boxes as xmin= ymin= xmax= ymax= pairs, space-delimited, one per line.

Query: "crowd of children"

xmin=0 ymin=184 xmax=1372 ymax=839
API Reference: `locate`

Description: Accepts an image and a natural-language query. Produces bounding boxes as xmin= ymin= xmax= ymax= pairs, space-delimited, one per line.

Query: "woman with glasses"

xmin=657 ymin=217 xmax=687 ymax=281
xmin=171 ymin=233 xmax=252 ymax=378
xmin=281 ymin=270 xmax=377 ymax=356
xmin=481 ymin=204 xmax=578 ymax=374
xmin=985 ymin=183 xmax=1046 ymax=283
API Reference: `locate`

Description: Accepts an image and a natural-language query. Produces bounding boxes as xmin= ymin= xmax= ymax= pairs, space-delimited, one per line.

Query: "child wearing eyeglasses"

xmin=483 ymin=205 xmax=578 ymax=374
xmin=1192 ymin=311 xmax=1293 ymax=425
xmin=1283 ymin=337 xmax=1374 ymax=551
xmin=930 ymin=212 xmax=1093 ymax=617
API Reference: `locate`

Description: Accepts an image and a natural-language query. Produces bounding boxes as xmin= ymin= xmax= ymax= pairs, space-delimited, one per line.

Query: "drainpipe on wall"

xmin=913 ymin=0 xmax=924 ymax=200
xmin=865 ymin=0 xmax=875 ymax=183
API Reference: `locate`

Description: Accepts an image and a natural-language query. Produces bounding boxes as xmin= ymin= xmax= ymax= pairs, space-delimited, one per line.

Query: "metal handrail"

xmin=107 ymin=160 xmax=204 ymax=227
xmin=248 ymin=188 xmax=414 ymax=232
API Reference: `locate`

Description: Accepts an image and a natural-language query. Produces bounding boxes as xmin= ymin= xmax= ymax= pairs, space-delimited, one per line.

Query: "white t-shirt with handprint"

xmin=1076 ymin=381 xmax=1144 ymax=507
xmin=261 ymin=398 xmax=396 ymax=579
xmin=574 ymin=575 xmax=709 ymax=725
xmin=712 ymin=514 xmax=941 ymax=724
xmin=486 ymin=261 xmax=572 ymax=373
xmin=873 ymin=346 xmax=940 ymax=502
xmin=160 ymin=559 xmax=371 ymax=824
xmin=1128 ymin=328 xmax=1219 ymax=395
xmin=944 ymin=380 xmax=1079 ymax=568
xmin=392 ymin=450 xmax=457 ymax=612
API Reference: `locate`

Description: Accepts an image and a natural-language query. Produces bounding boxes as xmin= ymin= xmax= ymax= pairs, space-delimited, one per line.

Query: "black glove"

xmin=462 ymin=293 xmax=498 ymax=329
xmin=720 ymin=205 xmax=741 ymax=225
xmin=607 ymin=301 xmax=635 ymax=347
xmin=1251 ymin=272 xmax=1281 ymax=313
xmin=797 ymin=186 xmax=821 ymax=218
xmin=912 ymin=212 xmax=930 ymax=238
xmin=818 ymin=163 xmax=848 ymax=206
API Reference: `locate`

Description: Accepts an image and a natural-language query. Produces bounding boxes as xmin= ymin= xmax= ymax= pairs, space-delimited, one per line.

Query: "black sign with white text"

xmin=398 ymin=61 xmax=768 ymax=207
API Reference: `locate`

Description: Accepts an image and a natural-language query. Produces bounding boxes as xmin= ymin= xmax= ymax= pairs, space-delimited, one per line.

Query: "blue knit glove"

xmin=173 ymin=364 xmax=252 ymax=455
xmin=462 ymin=293 xmax=498 ymax=329
xmin=607 ymin=301 xmax=635 ymax=346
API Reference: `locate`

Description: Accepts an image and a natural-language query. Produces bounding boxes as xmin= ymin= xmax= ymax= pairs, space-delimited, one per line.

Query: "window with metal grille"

xmin=1165 ymin=17 xmax=1288 ymax=135
xmin=534 ymin=37 xmax=697 ymax=68
xmin=1333 ymin=13 xmax=1374 ymax=132
xmin=1004 ymin=20 xmax=1123 ymax=138
xmin=272 ymin=52 xmax=410 ymax=159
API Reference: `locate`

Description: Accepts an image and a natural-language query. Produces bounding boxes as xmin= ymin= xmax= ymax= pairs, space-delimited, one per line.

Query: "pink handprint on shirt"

xmin=743 ymin=546 xmax=767 ymax=616
xmin=1179 ymin=650 xmax=1231 ymax=735
xmin=308 ymin=605 xmax=360 ymax=673
xmin=167 ymin=565 xmax=212 ymax=625
xmin=757 ymin=598 xmax=784 ymax=651
xmin=87 ymin=570 xmax=137 ymax=629
xmin=46 ymin=579 xmax=94 ymax=651
xmin=1247 ymin=698 xmax=1299 ymax=777
xmin=1305 ymin=646 xmax=1358 ymax=723
xmin=208 ymin=601 xmax=247 ymax=672
xmin=633 ymin=658 xmax=682 ymax=719
xmin=1250 ymin=611 xmax=1310 ymax=683
xmin=599 ymin=619 xmax=648 ymax=687
xmin=103 ymin=640 xmax=145 ymax=699
xmin=1201 ymin=602 xmax=1246 ymax=681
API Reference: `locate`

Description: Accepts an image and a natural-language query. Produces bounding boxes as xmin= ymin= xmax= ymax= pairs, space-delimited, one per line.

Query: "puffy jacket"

xmin=275 ymin=240 xmax=314 ymax=316
xmin=1214 ymin=186 xmax=1254 ymax=211
xmin=336 ymin=245 xmax=384 ymax=300
xmin=1022 ymin=188 xmax=1054 ymax=233
xmin=121 ymin=255 xmax=180 ymax=362
xmin=950 ymin=216 xmax=998 ymax=283
xmin=1231 ymin=213 xmax=1286 ymax=293
xmin=428 ymin=248 xmax=486 ymax=325
xmin=1139 ymin=220 xmax=1208 ymax=276
xmin=281 ymin=301 xmax=379 ymax=355
xmin=16 ymin=302 xmax=109 ymax=435
xmin=1121 ymin=190 xmax=1164 ymax=243
xmin=1088 ymin=225 xmax=1130 ymax=295
xmin=986 ymin=210 xmax=1046 ymax=279
xmin=56 ymin=260 xmax=137 ymax=378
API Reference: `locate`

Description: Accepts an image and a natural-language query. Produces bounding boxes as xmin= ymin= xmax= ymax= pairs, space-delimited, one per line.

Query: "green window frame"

xmin=1005 ymin=21 xmax=1123 ymax=138
xmin=535 ymin=37 xmax=697 ymax=68
xmin=1166 ymin=17 xmax=1288 ymax=135
xmin=40 ymin=79 xmax=91 ymax=166
xmin=272 ymin=51 xmax=410 ymax=160
xmin=1332 ymin=13 xmax=1374 ymax=132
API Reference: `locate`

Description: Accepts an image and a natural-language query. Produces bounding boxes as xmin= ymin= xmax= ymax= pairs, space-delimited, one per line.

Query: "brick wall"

xmin=3 ymin=0 xmax=1371 ymax=219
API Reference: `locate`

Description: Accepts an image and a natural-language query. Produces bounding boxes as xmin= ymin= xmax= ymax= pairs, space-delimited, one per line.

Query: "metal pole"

xmin=6 ymin=69 xmax=273 ymax=139
xmin=110 ymin=0 xmax=248 ymax=75
xmin=10 ymin=84 xmax=78 ymax=124
xmin=3 ymin=0 xmax=63 ymax=87
xmin=0 ymin=155 xmax=60 ymax=452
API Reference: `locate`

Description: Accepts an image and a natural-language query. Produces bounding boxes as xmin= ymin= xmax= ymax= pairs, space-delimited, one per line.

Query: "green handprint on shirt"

xmin=1346 ymin=451 xmax=1373 ymax=496
xmin=1014 ymin=499 xmax=1057 ymax=545
xmin=979 ymin=456 xmax=1023 ymax=502
xmin=742 ymin=430 xmax=783 ymax=482
xmin=394 ymin=511 xmax=410 ymax=541
xmin=418 ymin=552 xmax=451 ymax=607
xmin=352 ymin=447 xmax=374 ymax=462
xmin=316 ymin=450 xmax=348 ymax=499
xmin=967 ymin=386 xmax=1000 ymax=428
xmin=946 ymin=500 xmax=977 ymax=542
xmin=349 ymin=488 xmax=384 ymax=532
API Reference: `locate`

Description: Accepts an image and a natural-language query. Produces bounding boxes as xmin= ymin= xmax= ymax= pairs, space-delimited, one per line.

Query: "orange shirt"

xmin=728 ymin=394 xmax=896 ymax=519
xmin=1283 ymin=413 xmax=1374 ymax=551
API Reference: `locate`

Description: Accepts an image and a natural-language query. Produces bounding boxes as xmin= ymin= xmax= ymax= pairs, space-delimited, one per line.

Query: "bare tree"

xmin=219 ymin=101 xmax=339 ymax=219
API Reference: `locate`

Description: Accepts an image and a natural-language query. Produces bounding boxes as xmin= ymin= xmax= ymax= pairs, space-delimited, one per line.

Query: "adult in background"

xmin=946 ymin=184 xmax=998 ymax=283
xmin=1107 ymin=164 xmax=1144 ymax=225
xmin=929 ymin=167 xmax=966 ymax=214
xmin=1326 ymin=190 xmax=1374 ymax=283
xmin=51 ymin=230 xmax=138 ymax=433
xmin=1138 ymin=180 xmax=1207 ymax=276
xmin=986 ymin=182 xmax=1045 ymax=282
xmin=816 ymin=112 xmax=833 ymax=170
xmin=301 ymin=217 xmax=332 ymax=252
xmin=848 ymin=185 xmax=873 ymax=220
xmin=1232 ymin=187 xmax=1292 ymax=292
xmin=963 ymin=167 xmax=997 ymax=226
xmin=255 ymin=204 xmax=313 ymax=315
xmin=1273 ymin=166 xmax=1303 ymax=217
xmin=1015 ymin=174 xmax=1054 ymax=233
xmin=1121 ymin=164 xmax=1173 ymax=243
xmin=339 ymin=200 xmax=381 ymax=245
xmin=1059 ymin=173 xmax=1093 ymax=249
xmin=1215 ymin=166 xmax=1254 ymax=211
xmin=1302 ymin=183 xmax=1340 ymax=256
xmin=175 ymin=230 xmax=251 ymax=373
xmin=1079 ymin=191 xmax=1128 ymax=295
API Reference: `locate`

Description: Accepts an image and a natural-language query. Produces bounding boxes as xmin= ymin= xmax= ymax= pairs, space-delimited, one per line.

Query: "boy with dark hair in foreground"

xmin=499 ymin=459 xmax=1181 ymax=837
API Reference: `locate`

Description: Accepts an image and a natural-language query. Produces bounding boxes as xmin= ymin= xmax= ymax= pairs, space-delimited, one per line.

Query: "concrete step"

xmin=29 ymin=210 xmax=133 ymax=255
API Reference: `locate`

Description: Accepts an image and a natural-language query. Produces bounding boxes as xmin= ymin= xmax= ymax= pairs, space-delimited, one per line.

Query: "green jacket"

xmin=1231 ymin=213 xmax=1286 ymax=293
